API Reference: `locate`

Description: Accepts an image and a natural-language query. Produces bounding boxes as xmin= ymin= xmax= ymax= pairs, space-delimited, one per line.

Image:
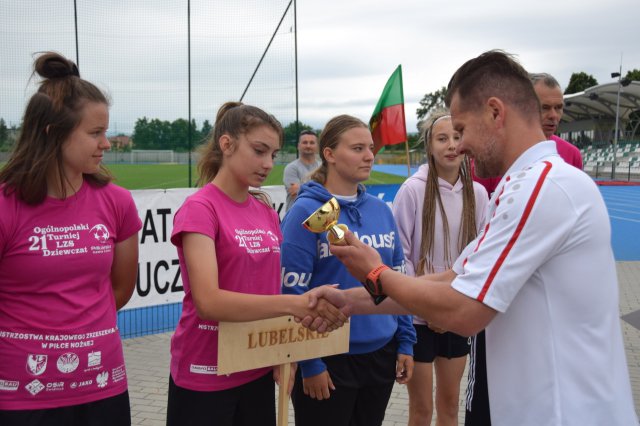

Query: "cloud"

xmin=1 ymin=0 xmax=639 ymax=135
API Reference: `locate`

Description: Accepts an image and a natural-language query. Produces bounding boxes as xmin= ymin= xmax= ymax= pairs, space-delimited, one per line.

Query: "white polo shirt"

xmin=452 ymin=141 xmax=637 ymax=426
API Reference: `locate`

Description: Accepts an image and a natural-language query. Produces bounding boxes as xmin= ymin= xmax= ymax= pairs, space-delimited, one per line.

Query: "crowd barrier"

xmin=118 ymin=184 xmax=401 ymax=338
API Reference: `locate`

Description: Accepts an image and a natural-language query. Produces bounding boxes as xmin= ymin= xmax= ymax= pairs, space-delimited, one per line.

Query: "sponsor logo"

xmin=0 ymin=380 xmax=19 ymax=391
xmin=96 ymin=371 xmax=109 ymax=388
xmin=25 ymin=379 xmax=45 ymax=396
xmin=112 ymin=365 xmax=126 ymax=383
xmin=318 ymin=231 xmax=395 ymax=260
xmin=71 ymin=379 xmax=93 ymax=389
xmin=281 ymin=269 xmax=312 ymax=288
xmin=57 ymin=353 xmax=79 ymax=373
xmin=26 ymin=354 xmax=47 ymax=376
xmin=90 ymin=224 xmax=110 ymax=243
xmin=190 ymin=364 xmax=217 ymax=375
xmin=46 ymin=381 xmax=64 ymax=392
xmin=88 ymin=351 xmax=101 ymax=367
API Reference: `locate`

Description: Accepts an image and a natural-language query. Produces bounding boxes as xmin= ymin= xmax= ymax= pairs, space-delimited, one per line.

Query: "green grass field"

xmin=107 ymin=163 xmax=406 ymax=190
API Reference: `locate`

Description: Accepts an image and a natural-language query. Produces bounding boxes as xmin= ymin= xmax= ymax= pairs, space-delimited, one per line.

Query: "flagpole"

xmin=397 ymin=65 xmax=410 ymax=177
xmin=404 ymin=140 xmax=410 ymax=177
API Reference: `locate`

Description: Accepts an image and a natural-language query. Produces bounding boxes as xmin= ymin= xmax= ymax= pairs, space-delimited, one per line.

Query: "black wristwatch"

xmin=363 ymin=264 xmax=389 ymax=305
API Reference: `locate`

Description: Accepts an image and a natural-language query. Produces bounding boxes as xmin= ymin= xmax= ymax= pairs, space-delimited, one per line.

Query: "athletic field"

xmin=107 ymin=163 xmax=407 ymax=190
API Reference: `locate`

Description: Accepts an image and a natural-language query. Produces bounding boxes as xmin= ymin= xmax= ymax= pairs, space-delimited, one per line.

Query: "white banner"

xmin=125 ymin=186 xmax=288 ymax=310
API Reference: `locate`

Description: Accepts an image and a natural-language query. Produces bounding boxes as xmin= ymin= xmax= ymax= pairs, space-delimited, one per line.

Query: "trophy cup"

xmin=302 ymin=197 xmax=387 ymax=305
xmin=302 ymin=197 xmax=348 ymax=245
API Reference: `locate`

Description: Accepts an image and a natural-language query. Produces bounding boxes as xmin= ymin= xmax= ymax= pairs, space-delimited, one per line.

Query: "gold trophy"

xmin=302 ymin=197 xmax=349 ymax=245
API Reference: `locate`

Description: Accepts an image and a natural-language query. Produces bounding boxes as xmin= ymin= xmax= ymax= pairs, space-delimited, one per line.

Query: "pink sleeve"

xmin=552 ymin=135 xmax=583 ymax=170
xmin=115 ymin=189 xmax=142 ymax=243
xmin=171 ymin=199 xmax=218 ymax=247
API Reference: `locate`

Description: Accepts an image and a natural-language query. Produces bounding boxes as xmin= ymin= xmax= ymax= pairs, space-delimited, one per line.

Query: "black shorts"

xmin=0 ymin=391 xmax=130 ymax=426
xmin=166 ymin=372 xmax=275 ymax=426
xmin=291 ymin=339 xmax=398 ymax=426
xmin=412 ymin=324 xmax=470 ymax=363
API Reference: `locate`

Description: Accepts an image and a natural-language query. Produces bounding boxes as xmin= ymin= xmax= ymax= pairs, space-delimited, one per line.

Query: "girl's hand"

xmin=395 ymin=354 xmax=414 ymax=384
xmin=302 ymin=371 xmax=335 ymax=400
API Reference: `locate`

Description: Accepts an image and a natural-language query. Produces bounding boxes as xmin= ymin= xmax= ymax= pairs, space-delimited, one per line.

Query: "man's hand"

xmin=395 ymin=354 xmax=414 ymax=385
xmin=312 ymin=297 xmax=348 ymax=332
xmin=303 ymin=370 xmax=335 ymax=400
xmin=287 ymin=182 xmax=300 ymax=198
xmin=329 ymin=231 xmax=383 ymax=282
xmin=295 ymin=292 xmax=347 ymax=333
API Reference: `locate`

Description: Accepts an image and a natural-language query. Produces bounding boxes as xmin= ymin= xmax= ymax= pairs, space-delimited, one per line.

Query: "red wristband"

xmin=364 ymin=264 xmax=390 ymax=295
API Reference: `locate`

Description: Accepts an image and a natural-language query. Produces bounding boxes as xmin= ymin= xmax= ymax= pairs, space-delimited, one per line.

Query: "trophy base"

xmin=327 ymin=224 xmax=349 ymax=245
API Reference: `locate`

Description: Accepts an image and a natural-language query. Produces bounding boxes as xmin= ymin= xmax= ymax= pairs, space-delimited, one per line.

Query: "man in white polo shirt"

xmin=312 ymin=50 xmax=637 ymax=426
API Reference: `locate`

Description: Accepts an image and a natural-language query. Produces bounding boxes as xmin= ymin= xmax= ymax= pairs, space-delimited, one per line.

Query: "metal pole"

xmin=240 ymin=0 xmax=293 ymax=102
xmin=294 ymin=0 xmax=299 ymax=158
xmin=612 ymin=65 xmax=621 ymax=180
xmin=187 ymin=0 xmax=192 ymax=187
xmin=73 ymin=0 xmax=79 ymax=67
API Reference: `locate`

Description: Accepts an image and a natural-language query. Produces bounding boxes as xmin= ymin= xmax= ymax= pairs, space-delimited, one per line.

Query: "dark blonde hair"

xmin=416 ymin=110 xmax=478 ymax=275
xmin=197 ymin=101 xmax=283 ymax=205
xmin=309 ymin=114 xmax=368 ymax=184
xmin=0 ymin=52 xmax=111 ymax=205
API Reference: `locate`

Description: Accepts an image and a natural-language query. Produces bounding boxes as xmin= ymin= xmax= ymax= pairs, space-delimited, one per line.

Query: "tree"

xmin=416 ymin=86 xmax=447 ymax=122
xmin=133 ymin=117 xmax=211 ymax=151
xmin=200 ymin=119 xmax=213 ymax=141
xmin=0 ymin=118 xmax=7 ymax=148
xmin=564 ymin=72 xmax=598 ymax=94
xmin=625 ymin=69 xmax=640 ymax=82
xmin=623 ymin=69 xmax=640 ymax=139
xmin=132 ymin=117 xmax=171 ymax=149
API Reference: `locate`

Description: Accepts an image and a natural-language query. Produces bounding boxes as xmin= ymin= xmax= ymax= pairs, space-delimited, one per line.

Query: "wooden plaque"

xmin=217 ymin=316 xmax=350 ymax=375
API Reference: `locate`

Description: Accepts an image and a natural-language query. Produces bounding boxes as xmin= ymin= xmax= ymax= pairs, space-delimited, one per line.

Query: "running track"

xmin=373 ymin=165 xmax=640 ymax=261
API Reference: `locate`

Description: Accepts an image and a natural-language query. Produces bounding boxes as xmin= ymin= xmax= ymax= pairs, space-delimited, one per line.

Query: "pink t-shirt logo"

xmin=26 ymin=354 xmax=47 ymax=376
xmin=56 ymin=353 xmax=79 ymax=373
xmin=96 ymin=371 xmax=109 ymax=388
xmin=90 ymin=224 xmax=110 ymax=243
xmin=25 ymin=379 xmax=45 ymax=396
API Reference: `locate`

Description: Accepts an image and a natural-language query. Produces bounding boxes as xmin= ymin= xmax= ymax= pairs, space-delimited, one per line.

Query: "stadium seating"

xmin=581 ymin=142 xmax=640 ymax=177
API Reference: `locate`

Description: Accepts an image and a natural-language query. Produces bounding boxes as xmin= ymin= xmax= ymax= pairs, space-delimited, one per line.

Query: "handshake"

xmin=293 ymin=230 xmax=392 ymax=333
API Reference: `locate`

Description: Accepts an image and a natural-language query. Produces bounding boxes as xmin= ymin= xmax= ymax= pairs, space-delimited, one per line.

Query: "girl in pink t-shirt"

xmin=166 ymin=102 xmax=346 ymax=426
xmin=392 ymin=111 xmax=487 ymax=426
xmin=0 ymin=53 xmax=141 ymax=425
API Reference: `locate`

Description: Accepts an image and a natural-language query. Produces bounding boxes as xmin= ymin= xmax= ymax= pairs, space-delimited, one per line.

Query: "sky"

xmin=1 ymin=0 xmax=639 ymax=135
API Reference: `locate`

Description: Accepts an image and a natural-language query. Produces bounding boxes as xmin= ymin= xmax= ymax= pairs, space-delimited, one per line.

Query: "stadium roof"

xmin=562 ymin=81 xmax=640 ymax=123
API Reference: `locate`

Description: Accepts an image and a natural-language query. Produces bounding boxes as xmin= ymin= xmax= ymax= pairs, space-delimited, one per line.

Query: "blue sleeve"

xmin=390 ymin=217 xmax=417 ymax=355
xmin=394 ymin=314 xmax=416 ymax=356
xmin=280 ymin=201 xmax=327 ymax=377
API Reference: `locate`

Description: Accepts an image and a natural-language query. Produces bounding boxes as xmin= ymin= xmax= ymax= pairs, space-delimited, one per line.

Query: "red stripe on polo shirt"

xmin=477 ymin=161 xmax=553 ymax=302
xmin=463 ymin=177 xmax=509 ymax=268
xmin=463 ymin=221 xmax=491 ymax=268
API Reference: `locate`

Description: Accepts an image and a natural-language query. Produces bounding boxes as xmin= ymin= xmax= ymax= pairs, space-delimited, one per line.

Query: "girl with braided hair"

xmin=392 ymin=110 xmax=488 ymax=426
